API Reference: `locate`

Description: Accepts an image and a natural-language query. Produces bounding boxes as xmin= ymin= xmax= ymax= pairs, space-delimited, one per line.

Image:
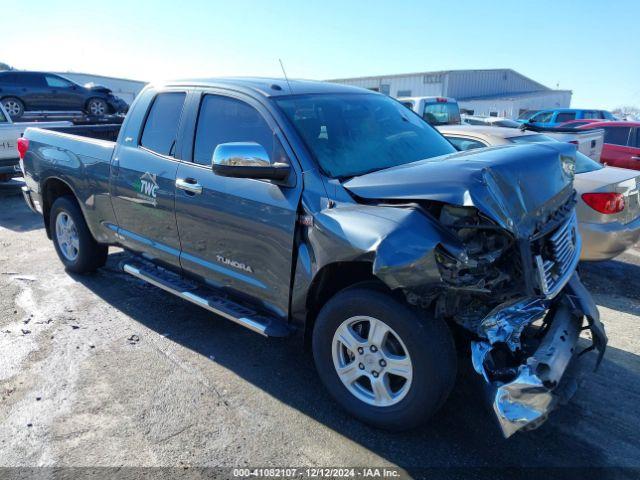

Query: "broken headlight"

xmin=436 ymin=205 xmax=516 ymax=293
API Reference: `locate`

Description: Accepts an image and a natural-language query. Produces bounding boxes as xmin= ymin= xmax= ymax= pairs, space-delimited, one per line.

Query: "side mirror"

xmin=212 ymin=142 xmax=290 ymax=182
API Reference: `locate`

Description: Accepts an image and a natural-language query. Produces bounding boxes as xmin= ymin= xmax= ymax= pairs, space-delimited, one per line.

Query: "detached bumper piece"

xmin=471 ymin=273 xmax=607 ymax=438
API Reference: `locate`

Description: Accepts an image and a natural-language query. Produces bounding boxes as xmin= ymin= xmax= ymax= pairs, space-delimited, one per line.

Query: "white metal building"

xmin=328 ymin=69 xmax=571 ymax=119
xmin=55 ymin=72 xmax=148 ymax=105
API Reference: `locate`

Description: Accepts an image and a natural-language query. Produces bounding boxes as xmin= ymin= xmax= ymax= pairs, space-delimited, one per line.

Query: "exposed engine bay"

xmin=419 ymin=200 xmax=607 ymax=437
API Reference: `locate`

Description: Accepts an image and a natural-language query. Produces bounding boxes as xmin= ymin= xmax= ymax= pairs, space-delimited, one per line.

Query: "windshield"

xmin=423 ymin=101 xmax=461 ymax=125
xmin=517 ymin=110 xmax=538 ymax=121
xmin=275 ymin=93 xmax=456 ymax=178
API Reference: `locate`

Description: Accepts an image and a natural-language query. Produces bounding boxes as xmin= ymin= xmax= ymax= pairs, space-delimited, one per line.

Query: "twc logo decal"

xmin=133 ymin=172 xmax=159 ymax=206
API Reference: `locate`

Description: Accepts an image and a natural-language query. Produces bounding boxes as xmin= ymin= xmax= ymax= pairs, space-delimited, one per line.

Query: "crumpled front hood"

xmin=84 ymin=82 xmax=112 ymax=94
xmin=343 ymin=143 xmax=577 ymax=236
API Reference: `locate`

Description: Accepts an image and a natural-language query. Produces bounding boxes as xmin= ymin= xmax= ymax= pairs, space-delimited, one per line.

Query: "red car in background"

xmin=578 ymin=121 xmax=640 ymax=170
xmin=560 ymin=119 xmax=609 ymax=128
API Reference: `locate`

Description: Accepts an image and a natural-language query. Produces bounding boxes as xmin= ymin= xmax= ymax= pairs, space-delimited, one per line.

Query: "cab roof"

xmin=160 ymin=77 xmax=369 ymax=97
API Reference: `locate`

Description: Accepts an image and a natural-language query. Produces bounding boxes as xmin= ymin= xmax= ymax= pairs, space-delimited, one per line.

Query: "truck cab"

xmin=518 ymin=108 xmax=617 ymax=127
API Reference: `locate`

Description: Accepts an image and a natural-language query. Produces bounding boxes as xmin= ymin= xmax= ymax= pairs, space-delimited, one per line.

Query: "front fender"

xmin=289 ymin=204 xmax=462 ymax=338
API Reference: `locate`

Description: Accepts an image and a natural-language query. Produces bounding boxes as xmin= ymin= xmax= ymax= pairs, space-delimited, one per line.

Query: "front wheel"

xmin=50 ymin=196 xmax=108 ymax=273
xmin=312 ymin=285 xmax=457 ymax=430
xmin=86 ymin=98 xmax=108 ymax=116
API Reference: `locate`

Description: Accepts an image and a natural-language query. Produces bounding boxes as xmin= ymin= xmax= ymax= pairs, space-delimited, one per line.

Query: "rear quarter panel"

xmin=23 ymin=127 xmax=118 ymax=243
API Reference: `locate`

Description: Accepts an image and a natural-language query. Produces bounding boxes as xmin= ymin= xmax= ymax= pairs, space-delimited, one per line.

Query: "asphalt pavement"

xmin=1 ymin=185 xmax=639 ymax=479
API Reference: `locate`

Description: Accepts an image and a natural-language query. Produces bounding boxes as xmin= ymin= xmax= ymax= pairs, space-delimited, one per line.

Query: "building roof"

xmin=457 ymin=90 xmax=573 ymax=102
xmin=327 ymin=68 xmax=548 ymax=87
xmin=164 ymin=77 xmax=369 ymax=97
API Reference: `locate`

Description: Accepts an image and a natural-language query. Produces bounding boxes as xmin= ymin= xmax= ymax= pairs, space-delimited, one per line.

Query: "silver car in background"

xmin=437 ymin=125 xmax=640 ymax=260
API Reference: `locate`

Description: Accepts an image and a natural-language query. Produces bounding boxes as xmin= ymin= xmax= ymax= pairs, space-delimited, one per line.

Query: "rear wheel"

xmin=50 ymin=196 xmax=108 ymax=273
xmin=86 ymin=98 xmax=108 ymax=116
xmin=312 ymin=285 xmax=457 ymax=430
xmin=2 ymin=97 xmax=24 ymax=119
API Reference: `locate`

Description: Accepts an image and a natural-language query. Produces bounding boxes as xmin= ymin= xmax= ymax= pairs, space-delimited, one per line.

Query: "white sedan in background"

xmin=0 ymin=103 xmax=71 ymax=182
xmin=437 ymin=125 xmax=640 ymax=261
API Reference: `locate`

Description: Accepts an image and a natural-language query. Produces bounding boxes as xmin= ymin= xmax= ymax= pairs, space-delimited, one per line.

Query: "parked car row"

xmin=0 ymin=70 xmax=129 ymax=119
xmin=457 ymin=108 xmax=640 ymax=172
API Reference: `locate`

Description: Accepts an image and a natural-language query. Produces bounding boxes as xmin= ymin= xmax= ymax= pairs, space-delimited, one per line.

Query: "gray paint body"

xmin=20 ymin=78 xmax=607 ymax=437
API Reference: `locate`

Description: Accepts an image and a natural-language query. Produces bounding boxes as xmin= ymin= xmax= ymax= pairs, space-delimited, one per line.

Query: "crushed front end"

xmin=429 ymin=195 xmax=607 ymax=437
xmin=341 ymin=142 xmax=609 ymax=437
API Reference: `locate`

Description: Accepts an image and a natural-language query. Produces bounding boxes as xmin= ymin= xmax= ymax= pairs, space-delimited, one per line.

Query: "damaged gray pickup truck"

xmin=19 ymin=78 xmax=607 ymax=437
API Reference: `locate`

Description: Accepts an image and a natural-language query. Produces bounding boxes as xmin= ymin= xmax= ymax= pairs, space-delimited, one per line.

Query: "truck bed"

xmin=46 ymin=124 xmax=121 ymax=142
xmin=522 ymin=124 xmax=604 ymax=162
xmin=23 ymin=126 xmax=117 ymax=172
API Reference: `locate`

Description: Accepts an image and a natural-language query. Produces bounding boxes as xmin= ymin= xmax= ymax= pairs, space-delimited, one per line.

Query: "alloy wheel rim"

xmin=55 ymin=212 xmax=80 ymax=261
xmin=4 ymin=101 xmax=20 ymax=116
xmin=90 ymin=101 xmax=106 ymax=115
xmin=332 ymin=315 xmax=413 ymax=407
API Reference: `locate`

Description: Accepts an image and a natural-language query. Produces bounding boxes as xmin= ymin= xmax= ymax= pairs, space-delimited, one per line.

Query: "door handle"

xmin=176 ymin=178 xmax=203 ymax=195
xmin=632 ymin=156 xmax=640 ymax=161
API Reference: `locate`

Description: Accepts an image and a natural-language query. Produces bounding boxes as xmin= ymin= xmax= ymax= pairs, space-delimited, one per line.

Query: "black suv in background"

xmin=0 ymin=71 xmax=128 ymax=119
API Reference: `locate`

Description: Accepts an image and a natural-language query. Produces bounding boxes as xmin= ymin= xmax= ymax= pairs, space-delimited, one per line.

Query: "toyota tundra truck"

xmin=19 ymin=78 xmax=607 ymax=437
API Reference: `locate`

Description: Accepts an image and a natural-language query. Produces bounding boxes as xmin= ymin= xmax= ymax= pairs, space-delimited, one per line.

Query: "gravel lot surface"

xmin=1 ymin=186 xmax=639 ymax=478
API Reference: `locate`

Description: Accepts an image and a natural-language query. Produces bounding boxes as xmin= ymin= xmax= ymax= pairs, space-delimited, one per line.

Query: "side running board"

xmin=121 ymin=259 xmax=290 ymax=337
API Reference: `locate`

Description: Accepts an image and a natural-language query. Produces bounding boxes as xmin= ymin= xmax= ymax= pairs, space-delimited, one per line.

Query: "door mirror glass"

xmin=212 ymin=142 xmax=290 ymax=181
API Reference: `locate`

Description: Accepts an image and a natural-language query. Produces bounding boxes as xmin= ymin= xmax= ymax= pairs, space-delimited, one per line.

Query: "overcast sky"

xmin=2 ymin=0 xmax=639 ymax=109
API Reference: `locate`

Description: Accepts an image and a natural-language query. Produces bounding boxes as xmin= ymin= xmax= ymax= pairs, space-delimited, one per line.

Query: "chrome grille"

xmin=535 ymin=211 xmax=581 ymax=298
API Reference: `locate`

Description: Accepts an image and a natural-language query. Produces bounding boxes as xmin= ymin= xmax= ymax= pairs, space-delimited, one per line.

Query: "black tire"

xmin=50 ymin=196 xmax=108 ymax=273
xmin=2 ymin=97 xmax=24 ymax=119
xmin=312 ymin=286 xmax=457 ymax=431
xmin=85 ymin=98 xmax=108 ymax=116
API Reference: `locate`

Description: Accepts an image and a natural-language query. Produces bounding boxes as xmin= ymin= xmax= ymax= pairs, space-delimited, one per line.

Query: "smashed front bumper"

xmin=471 ymin=273 xmax=607 ymax=438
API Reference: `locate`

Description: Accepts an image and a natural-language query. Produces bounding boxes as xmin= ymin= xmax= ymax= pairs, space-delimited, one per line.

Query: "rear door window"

xmin=22 ymin=73 xmax=46 ymax=87
xmin=603 ymin=126 xmax=632 ymax=146
xmin=193 ymin=94 xmax=277 ymax=166
xmin=140 ymin=92 xmax=186 ymax=156
xmin=582 ymin=110 xmax=603 ymax=119
xmin=555 ymin=112 xmax=576 ymax=123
